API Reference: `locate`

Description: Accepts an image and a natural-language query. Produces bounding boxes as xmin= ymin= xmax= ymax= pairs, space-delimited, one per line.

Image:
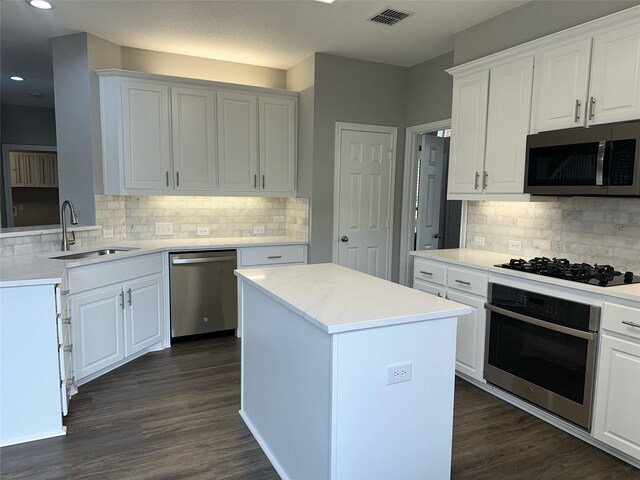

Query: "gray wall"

xmin=0 ymin=105 xmax=57 ymax=146
xmin=405 ymin=51 xmax=454 ymax=127
xmin=286 ymin=55 xmax=315 ymax=198
xmin=52 ymin=33 xmax=96 ymax=226
xmin=311 ymin=53 xmax=408 ymax=281
xmin=454 ymin=0 xmax=640 ymax=65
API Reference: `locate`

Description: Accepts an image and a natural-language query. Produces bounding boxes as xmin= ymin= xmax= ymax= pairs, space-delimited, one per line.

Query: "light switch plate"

xmin=197 ymin=226 xmax=210 ymax=236
xmin=102 ymin=228 xmax=114 ymax=239
xmin=155 ymin=222 xmax=174 ymax=236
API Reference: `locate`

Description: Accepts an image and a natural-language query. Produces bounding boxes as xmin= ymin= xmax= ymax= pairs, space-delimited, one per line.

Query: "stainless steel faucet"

xmin=60 ymin=200 xmax=79 ymax=251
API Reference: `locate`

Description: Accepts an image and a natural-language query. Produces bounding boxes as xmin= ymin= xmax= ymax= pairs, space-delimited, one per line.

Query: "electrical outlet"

xmin=387 ymin=362 xmax=412 ymax=385
xmin=102 ymin=228 xmax=114 ymax=239
xmin=508 ymin=240 xmax=523 ymax=252
xmin=473 ymin=235 xmax=485 ymax=247
xmin=253 ymin=225 xmax=265 ymax=235
xmin=155 ymin=222 xmax=174 ymax=236
xmin=197 ymin=226 xmax=210 ymax=236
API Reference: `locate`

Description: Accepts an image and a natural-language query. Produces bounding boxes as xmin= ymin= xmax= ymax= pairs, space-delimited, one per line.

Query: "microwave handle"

xmin=596 ymin=141 xmax=606 ymax=186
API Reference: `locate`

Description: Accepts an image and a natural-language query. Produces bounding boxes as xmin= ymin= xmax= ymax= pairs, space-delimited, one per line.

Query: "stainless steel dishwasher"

xmin=169 ymin=250 xmax=238 ymax=338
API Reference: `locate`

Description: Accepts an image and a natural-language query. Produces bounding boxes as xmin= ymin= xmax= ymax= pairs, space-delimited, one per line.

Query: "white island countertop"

xmin=235 ymin=263 xmax=471 ymax=334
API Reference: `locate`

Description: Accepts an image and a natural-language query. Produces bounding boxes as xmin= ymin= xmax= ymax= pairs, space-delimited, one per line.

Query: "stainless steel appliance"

xmin=169 ymin=251 xmax=237 ymax=338
xmin=484 ymin=283 xmax=600 ymax=430
xmin=524 ymin=120 xmax=640 ymax=196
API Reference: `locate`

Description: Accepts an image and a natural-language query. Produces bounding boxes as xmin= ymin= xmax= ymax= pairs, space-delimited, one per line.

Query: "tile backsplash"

xmin=0 ymin=196 xmax=310 ymax=257
xmin=466 ymin=198 xmax=640 ymax=271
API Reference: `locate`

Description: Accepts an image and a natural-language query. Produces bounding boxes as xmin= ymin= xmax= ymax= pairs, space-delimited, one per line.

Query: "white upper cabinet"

xmin=485 ymin=56 xmax=534 ymax=194
xmin=589 ymin=22 xmax=640 ymax=125
xmin=98 ymin=70 xmax=297 ymax=197
xmin=448 ymin=70 xmax=489 ymax=195
xmin=448 ymin=56 xmax=533 ymax=199
xmin=171 ymin=86 xmax=217 ymax=191
xmin=534 ymin=20 xmax=640 ymax=132
xmin=217 ymin=91 xmax=259 ymax=192
xmin=534 ymin=38 xmax=592 ymax=132
xmin=259 ymin=96 xmax=296 ymax=193
xmin=121 ymin=80 xmax=172 ymax=191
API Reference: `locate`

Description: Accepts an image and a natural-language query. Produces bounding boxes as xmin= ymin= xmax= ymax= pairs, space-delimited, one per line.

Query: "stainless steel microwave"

xmin=524 ymin=121 xmax=640 ymax=196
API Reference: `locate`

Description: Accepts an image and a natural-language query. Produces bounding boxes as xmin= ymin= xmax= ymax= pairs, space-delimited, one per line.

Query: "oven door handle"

xmin=484 ymin=303 xmax=596 ymax=341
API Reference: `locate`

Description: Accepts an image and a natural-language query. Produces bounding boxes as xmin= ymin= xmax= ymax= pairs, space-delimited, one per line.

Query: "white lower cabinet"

xmin=412 ymin=258 xmax=487 ymax=382
xmin=446 ymin=290 xmax=486 ymax=380
xmin=67 ymin=254 xmax=165 ymax=384
xmin=593 ymin=299 xmax=640 ymax=461
xmin=124 ymin=274 xmax=164 ymax=356
xmin=72 ymin=285 xmax=125 ymax=380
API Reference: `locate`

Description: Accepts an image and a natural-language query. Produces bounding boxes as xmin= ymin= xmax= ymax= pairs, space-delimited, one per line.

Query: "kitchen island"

xmin=235 ymin=263 xmax=471 ymax=480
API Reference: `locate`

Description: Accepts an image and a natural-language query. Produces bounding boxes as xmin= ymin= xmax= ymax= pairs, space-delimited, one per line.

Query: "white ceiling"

xmin=1 ymin=0 xmax=528 ymax=108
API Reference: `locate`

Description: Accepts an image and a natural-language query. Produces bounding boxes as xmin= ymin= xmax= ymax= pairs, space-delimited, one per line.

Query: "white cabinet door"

xmin=589 ymin=22 xmax=640 ymax=126
xmin=446 ymin=290 xmax=486 ymax=382
xmin=593 ymin=333 xmax=640 ymax=460
xmin=259 ymin=96 xmax=296 ymax=193
xmin=485 ymin=57 xmax=534 ymax=194
xmin=123 ymin=274 xmax=164 ymax=357
xmin=171 ymin=86 xmax=217 ymax=191
xmin=121 ymin=81 xmax=172 ymax=191
xmin=534 ymin=38 xmax=592 ymax=132
xmin=217 ymin=91 xmax=258 ymax=192
xmin=71 ymin=285 xmax=124 ymax=381
xmin=448 ymin=70 xmax=489 ymax=194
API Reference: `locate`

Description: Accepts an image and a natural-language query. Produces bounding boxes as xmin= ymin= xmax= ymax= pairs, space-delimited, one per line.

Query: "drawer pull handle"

xmin=267 ymin=255 xmax=282 ymax=259
xmin=419 ymin=270 xmax=433 ymax=276
xmin=622 ymin=320 xmax=640 ymax=329
xmin=455 ymin=279 xmax=471 ymax=286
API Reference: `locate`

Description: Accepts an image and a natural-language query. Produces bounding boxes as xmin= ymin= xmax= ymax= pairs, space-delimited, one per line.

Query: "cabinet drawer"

xmin=68 ymin=254 xmax=163 ymax=294
xmin=239 ymin=245 xmax=306 ymax=267
xmin=447 ymin=267 xmax=488 ymax=297
xmin=413 ymin=259 xmax=446 ymax=286
xmin=602 ymin=301 xmax=640 ymax=341
xmin=413 ymin=279 xmax=446 ymax=298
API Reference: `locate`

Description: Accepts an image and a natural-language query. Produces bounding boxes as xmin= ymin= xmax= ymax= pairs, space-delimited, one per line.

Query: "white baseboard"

xmin=0 ymin=427 xmax=66 ymax=447
xmin=239 ymin=409 xmax=291 ymax=480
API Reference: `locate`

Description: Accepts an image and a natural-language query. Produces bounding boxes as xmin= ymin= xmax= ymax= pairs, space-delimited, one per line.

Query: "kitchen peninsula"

xmin=235 ymin=263 xmax=471 ymax=480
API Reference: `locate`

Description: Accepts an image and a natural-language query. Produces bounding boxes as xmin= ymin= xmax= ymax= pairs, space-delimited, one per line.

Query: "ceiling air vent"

xmin=368 ymin=8 xmax=414 ymax=26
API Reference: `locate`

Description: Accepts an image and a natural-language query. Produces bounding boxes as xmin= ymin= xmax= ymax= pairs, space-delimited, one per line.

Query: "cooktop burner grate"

xmin=496 ymin=257 xmax=638 ymax=287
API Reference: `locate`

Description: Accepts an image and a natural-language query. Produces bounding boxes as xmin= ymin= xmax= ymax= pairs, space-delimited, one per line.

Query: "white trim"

xmin=0 ymin=426 xmax=66 ymax=448
xmin=239 ymin=410 xmax=292 ymax=480
xmin=332 ymin=122 xmax=397 ymax=281
xmin=399 ymin=120 xmax=465 ymax=287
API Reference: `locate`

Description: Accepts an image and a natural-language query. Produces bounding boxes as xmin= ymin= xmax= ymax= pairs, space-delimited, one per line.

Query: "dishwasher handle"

xmin=171 ymin=255 xmax=237 ymax=265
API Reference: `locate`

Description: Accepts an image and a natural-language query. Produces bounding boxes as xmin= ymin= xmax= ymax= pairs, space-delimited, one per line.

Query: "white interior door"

xmin=336 ymin=126 xmax=395 ymax=280
xmin=416 ymin=134 xmax=444 ymax=251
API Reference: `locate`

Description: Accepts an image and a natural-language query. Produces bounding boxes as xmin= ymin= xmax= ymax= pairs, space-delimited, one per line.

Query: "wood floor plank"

xmin=1 ymin=337 xmax=637 ymax=479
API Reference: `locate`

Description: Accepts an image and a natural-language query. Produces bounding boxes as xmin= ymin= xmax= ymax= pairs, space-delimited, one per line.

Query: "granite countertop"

xmin=411 ymin=249 xmax=640 ymax=303
xmin=235 ymin=263 xmax=471 ymax=334
xmin=0 ymin=236 xmax=307 ymax=288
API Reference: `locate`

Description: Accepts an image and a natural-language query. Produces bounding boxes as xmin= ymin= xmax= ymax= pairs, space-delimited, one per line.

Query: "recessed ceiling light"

xmin=28 ymin=0 xmax=53 ymax=10
xmin=10 ymin=76 xmax=24 ymax=81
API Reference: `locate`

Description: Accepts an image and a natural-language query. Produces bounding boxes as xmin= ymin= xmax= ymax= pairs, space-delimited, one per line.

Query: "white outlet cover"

xmin=387 ymin=362 xmax=412 ymax=385
xmin=508 ymin=240 xmax=523 ymax=252
xmin=155 ymin=222 xmax=174 ymax=236
xmin=253 ymin=225 xmax=265 ymax=234
xmin=473 ymin=235 xmax=485 ymax=247
xmin=102 ymin=228 xmax=114 ymax=239
xmin=197 ymin=227 xmax=210 ymax=236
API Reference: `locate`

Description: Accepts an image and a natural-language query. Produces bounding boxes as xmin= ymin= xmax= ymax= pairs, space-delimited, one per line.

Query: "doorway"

xmin=333 ymin=122 xmax=397 ymax=280
xmin=399 ymin=120 xmax=466 ymax=286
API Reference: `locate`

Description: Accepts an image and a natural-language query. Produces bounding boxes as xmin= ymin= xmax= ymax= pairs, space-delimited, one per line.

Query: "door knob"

xmin=341 ymin=235 xmax=349 ymax=242
xmin=433 ymin=233 xmax=442 ymax=239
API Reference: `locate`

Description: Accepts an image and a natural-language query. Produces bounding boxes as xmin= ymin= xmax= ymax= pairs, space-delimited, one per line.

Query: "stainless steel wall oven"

xmin=484 ymin=283 xmax=600 ymax=430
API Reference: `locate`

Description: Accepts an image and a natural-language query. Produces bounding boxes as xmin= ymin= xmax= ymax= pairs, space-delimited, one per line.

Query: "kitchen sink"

xmin=50 ymin=247 xmax=138 ymax=260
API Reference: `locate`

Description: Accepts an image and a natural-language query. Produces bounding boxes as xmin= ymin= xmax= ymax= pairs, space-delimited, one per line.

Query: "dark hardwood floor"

xmin=1 ymin=337 xmax=638 ymax=479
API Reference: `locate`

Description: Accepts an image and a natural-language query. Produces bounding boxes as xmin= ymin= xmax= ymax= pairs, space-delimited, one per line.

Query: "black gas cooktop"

xmin=495 ymin=257 xmax=639 ymax=287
